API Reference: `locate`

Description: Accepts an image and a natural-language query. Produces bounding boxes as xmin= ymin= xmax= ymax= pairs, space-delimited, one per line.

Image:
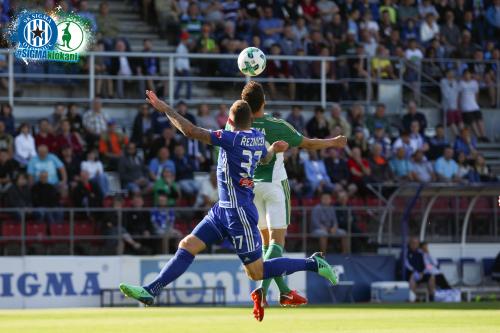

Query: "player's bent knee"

xmin=178 ymin=234 xmax=206 ymax=255
xmin=244 ymin=262 xmax=264 ymax=281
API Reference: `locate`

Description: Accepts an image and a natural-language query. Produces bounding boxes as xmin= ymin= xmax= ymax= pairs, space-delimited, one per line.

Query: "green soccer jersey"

xmin=227 ymin=115 xmax=303 ymax=183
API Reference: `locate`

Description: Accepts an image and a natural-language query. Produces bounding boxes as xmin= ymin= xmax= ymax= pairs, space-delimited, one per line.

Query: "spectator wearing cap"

xmin=410 ymin=150 xmax=436 ymax=183
xmin=99 ymin=119 xmax=129 ymax=170
xmin=366 ymin=103 xmax=390 ymax=134
xmin=440 ymin=69 xmax=463 ymax=136
xmin=83 ymin=98 xmax=109 ymax=149
xmin=329 ymin=104 xmax=352 ymax=138
xmin=306 ymin=106 xmax=330 ymax=139
xmin=149 ymin=147 xmax=176 ymax=182
xmin=0 ymin=121 xmax=13 ymax=155
xmin=390 ymin=147 xmax=413 ymax=181
xmin=434 ymin=146 xmax=460 ymax=182
xmin=368 ymin=124 xmax=391 ymax=159
xmin=35 ymin=119 xmax=57 ymax=153
xmin=27 ymin=145 xmax=67 ymax=187
xmin=258 ymin=5 xmax=284 ymax=48
xmin=55 ymin=119 xmax=83 ymax=157
xmin=14 ymin=123 xmax=37 ymax=166
xmin=175 ymin=31 xmax=192 ymax=100
xmin=118 ymin=142 xmax=151 ymax=194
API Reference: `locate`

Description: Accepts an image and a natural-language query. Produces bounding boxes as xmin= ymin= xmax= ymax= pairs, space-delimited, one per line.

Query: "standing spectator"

xmin=55 ymin=119 xmax=83 ymax=157
xmin=434 ymin=146 xmax=460 ymax=182
xmin=311 ymin=192 xmax=348 ymax=254
xmin=95 ymin=1 xmax=120 ymax=48
xmin=286 ymin=106 xmax=306 ymax=134
xmin=174 ymin=32 xmax=192 ymax=100
xmin=485 ymin=0 xmax=500 ymax=39
xmin=306 ymin=106 xmax=330 ymax=139
xmin=196 ymin=24 xmax=219 ymax=76
xmin=258 ymin=5 xmax=284 ymax=48
xmin=368 ymin=143 xmax=392 ymax=182
xmin=195 ymin=169 xmax=218 ymax=209
xmin=172 ymin=144 xmax=198 ymax=198
xmin=410 ymin=150 xmax=436 ymax=183
xmin=390 ymin=147 xmax=413 ymax=181
xmin=0 ymin=121 xmax=13 ymax=154
xmin=27 ymin=145 xmax=67 ymax=187
xmin=440 ymin=69 xmax=463 ymax=136
xmin=453 ymin=127 xmax=478 ymax=159
xmin=118 ymin=143 xmax=151 ymax=194
xmin=123 ymin=194 xmax=154 ymax=254
xmin=459 ymin=70 xmax=488 ymax=141
xmin=81 ymin=149 xmax=109 ymax=196
xmin=131 ymin=104 xmax=153 ymax=149
xmin=153 ymin=168 xmax=180 ymax=206
xmin=149 ymin=147 xmax=176 ymax=182
xmin=427 ymin=124 xmax=449 ymax=160
xmin=404 ymin=39 xmax=423 ymax=83
xmin=35 ymin=119 xmax=57 ymax=153
xmin=99 ymin=120 xmax=129 ymax=169
xmin=109 ymin=39 xmax=136 ymax=99
xmin=14 ymin=123 xmax=37 ymax=166
xmin=285 ymin=147 xmax=308 ymax=197
xmin=329 ymin=104 xmax=352 ymax=138
xmin=402 ymin=100 xmax=427 ymax=134
xmin=304 ymin=150 xmax=334 ymax=195
xmin=138 ymin=39 xmax=164 ymax=97
xmin=196 ymin=104 xmax=218 ymax=130
xmin=31 ymin=171 xmax=63 ymax=225
xmin=0 ymin=104 xmax=15 ymax=136
xmin=83 ymin=98 xmax=109 ymax=149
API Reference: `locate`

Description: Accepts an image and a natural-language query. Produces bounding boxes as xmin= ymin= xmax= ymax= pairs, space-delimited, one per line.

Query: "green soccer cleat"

xmin=310 ymin=252 xmax=339 ymax=286
xmin=119 ymin=283 xmax=155 ymax=306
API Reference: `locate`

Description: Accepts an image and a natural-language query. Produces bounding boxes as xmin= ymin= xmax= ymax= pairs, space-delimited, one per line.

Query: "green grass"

xmin=1 ymin=303 xmax=499 ymax=333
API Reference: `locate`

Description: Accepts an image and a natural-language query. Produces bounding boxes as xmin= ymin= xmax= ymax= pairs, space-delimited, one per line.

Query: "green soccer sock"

xmin=260 ymin=243 xmax=292 ymax=295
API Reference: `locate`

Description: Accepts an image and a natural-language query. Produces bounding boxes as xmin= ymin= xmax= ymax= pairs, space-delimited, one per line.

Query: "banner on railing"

xmin=0 ymin=254 xmax=306 ymax=308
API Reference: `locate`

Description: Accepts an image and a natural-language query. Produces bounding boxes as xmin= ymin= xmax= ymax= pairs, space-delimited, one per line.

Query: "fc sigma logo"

xmin=17 ymin=12 xmax=58 ymax=51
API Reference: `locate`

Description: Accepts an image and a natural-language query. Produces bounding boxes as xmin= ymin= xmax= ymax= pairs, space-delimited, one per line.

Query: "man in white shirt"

xmin=175 ymin=31 xmax=192 ymax=99
xmin=440 ymin=69 xmax=463 ymax=136
xmin=420 ymin=13 xmax=439 ymax=43
xmin=83 ymin=98 xmax=109 ymax=148
xmin=113 ymin=39 xmax=134 ymax=99
xmin=459 ymin=69 xmax=488 ymax=141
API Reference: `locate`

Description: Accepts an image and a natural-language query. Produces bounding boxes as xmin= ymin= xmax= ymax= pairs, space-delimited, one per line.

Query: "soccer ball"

xmin=238 ymin=47 xmax=266 ymax=77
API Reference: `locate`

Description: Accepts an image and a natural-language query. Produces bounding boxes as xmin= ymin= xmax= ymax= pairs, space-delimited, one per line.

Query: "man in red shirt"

xmin=347 ymin=147 xmax=372 ymax=193
xmin=35 ymin=119 xmax=57 ymax=153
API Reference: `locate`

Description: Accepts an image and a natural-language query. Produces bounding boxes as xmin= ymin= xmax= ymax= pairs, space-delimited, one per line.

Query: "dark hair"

xmin=230 ymin=100 xmax=252 ymax=129
xmin=241 ymin=81 xmax=265 ymax=114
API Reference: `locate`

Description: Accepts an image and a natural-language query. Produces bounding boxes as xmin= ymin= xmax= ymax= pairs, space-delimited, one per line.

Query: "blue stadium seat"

xmin=437 ymin=258 xmax=453 ymax=267
xmin=482 ymin=258 xmax=496 ymax=276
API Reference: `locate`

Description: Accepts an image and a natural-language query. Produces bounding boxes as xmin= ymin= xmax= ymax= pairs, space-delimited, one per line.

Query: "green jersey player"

xmin=228 ymin=81 xmax=347 ymax=314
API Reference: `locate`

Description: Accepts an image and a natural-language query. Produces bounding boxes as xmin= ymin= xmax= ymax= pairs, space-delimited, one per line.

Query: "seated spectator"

xmin=154 ymin=0 xmax=180 ymax=42
xmin=66 ymin=103 xmax=83 ymax=134
xmin=31 ymin=171 xmax=63 ymax=225
xmin=218 ymin=39 xmax=241 ymax=77
xmin=420 ymin=242 xmax=452 ymax=290
xmin=402 ymin=100 xmax=427 ymax=134
xmin=306 ymin=106 xmax=330 ymax=139
xmin=402 ymin=237 xmax=436 ymax=301
xmin=409 ymin=121 xmax=428 ymax=153
xmin=216 ymin=104 xmax=229 ymax=129
xmin=286 ymin=106 xmax=306 ymax=134
xmin=123 ymin=194 xmax=154 ymax=254
xmin=371 ymin=45 xmax=397 ymax=79
xmin=151 ymin=192 xmax=183 ymax=253
xmin=347 ymin=147 xmax=372 ymax=189
xmin=35 ymin=119 xmax=57 ymax=153
xmin=456 ymin=152 xmax=473 ymax=181
xmin=434 ymin=146 xmax=460 ymax=182
xmin=95 ymin=1 xmax=120 ymax=48
xmin=172 ymin=144 xmax=198 ymax=198
xmin=72 ymin=170 xmax=103 ymax=220
xmin=453 ymin=127 xmax=477 ymax=160
xmin=195 ymin=169 xmax=218 ymax=209
xmin=459 ymin=70 xmax=488 ymax=142
xmin=390 ymin=147 xmax=413 ymax=181
xmin=368 ymin=124 xmax=391 ymax=159
xmin=151 ymin=107 xmax=171 ymax=136
xmin=410 ymin=150 xmax=436 ymax=183
xmin=485 ymin=0 xmax=500 ymax=39
xmin=99 ymin=120 xmax=129 ymax=169
xmin=109 ymin=39 xmax=137 ymax=99
xmin=118 ymin=143 xmax=151 ymax=194
xmin=153 ymin=168 xmax=180 ymax=206
xmin=285 ymin=147 xmax=309 ymax=197
xmin=471 ymin=154 xmax=496 ymax=182
xmin=60 ymin=146 xmax=81 ymax=188
xmin=366 ymin=103 xmax=390 ymax=134
xmin=174 ymin=32 xmax=192 ymax=100
xmin=78 ymin=0 xmax=97 ymax=31
xmin=180 ymin=2 xmax=203 ymax=41
xmin=0 ymin=121 xmax=13 ymax=154
xmin=398 ymin=0 xmax=419 ymax=23
xmin=258 ymin=5 xmax=284 ymax=48
xmin=50 ymin=104 xmax=66 ymax=132
xmin=83 ymin=98 xmax=109 ymax=149
xmin=329 ymin=104 xmax=351 ymax=138
xmin=311 ymin=192 xmax=348 ymax=254
xmin=131 ymin=104 xmax=153 ymax=149
xmin=0 ymin=104 xmax=15 ymax=136
xmin=304 ymin=150 xmax=334 ymax=196
xmin=149 ymin=147 xmax=176 ymax=182
xmin=149 ymin=127 xmax=178 ymax=160
xmin=349 ymin=127 xmax=369 ymax=157
xmin=196 ymin=24 xmax=219 ymax=77
xmin=0 ymin=149 xmax=18 ymax=197
xmin=324 ymin=148 xmax=355 ymax=193
xmin=392 ymin=130 xmax=414 ymax=158
xmin=420 ymin=13 xmax=439 ymax=44
xmin=55 ymin=119 xmax=83 ymax=157
xmin=368 ymin=143 xmax=392 ymax=182
xmin=27 ymin=145 xmax=67 ymax=187
xmin=14 ymin=123 xmax=37 ymax=166
xmin=81 ymin=149 xmax=109 ymax=196
xmin=427 ymin=124 xmax=449 ymax=160
xmin=440 ymin=69 xmax=463 ymax=136
xmin=5 ymin=173 xmax=31 ymax=221
xmin=196 ymin=104 xmax=218 ymax=131
xmin=266 ymin=44 xmax=295 ymax=100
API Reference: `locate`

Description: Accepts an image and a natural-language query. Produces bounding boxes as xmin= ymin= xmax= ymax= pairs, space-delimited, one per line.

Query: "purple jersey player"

xmin=119 ymin=91 xmax=338 ymax=322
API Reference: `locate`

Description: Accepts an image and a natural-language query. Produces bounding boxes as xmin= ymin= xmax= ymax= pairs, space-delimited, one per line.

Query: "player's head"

xmin=229 ymin=100 xmax=252 ymax=130
xmin=241 ymin=80 xmax=265 ymax=114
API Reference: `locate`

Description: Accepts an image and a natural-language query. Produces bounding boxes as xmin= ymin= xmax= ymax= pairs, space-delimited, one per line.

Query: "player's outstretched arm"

xmin=261 ymin=140 xmax=289 ymax=165
xmin=299 ymin=135 xmax=347 ymax=150
xmin=146 ymin=90 xmax=211 ymax=145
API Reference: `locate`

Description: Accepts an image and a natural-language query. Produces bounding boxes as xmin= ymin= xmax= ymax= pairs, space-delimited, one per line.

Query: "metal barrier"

xmin=2 ymin=49 xmax=499 ymax=113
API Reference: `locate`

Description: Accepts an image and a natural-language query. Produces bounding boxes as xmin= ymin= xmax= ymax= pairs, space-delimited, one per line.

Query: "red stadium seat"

xmin=1 ymin=222 xmax=21 ymax=240
xmin=302 ymin=198 xmax=320 ymax=207
xmin=26 ymin=222 xmax=48 ymax=246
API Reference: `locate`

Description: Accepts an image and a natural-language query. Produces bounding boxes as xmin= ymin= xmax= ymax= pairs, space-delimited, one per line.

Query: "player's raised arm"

xmin=261 ymin=140 xmax=289 ymax=165
xmin=299 ymin=135 xmax=348 ymax=150
xmin=146 ymin=90 xmax=212 ymax=145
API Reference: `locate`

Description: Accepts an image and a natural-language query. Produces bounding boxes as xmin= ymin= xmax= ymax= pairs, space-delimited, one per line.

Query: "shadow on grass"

xmin=302 ymin=302 xmax=500 ymax=310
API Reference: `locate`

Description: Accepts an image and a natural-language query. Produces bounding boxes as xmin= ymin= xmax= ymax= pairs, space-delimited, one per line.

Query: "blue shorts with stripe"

xmin=192 ymin=202 xmax=262 ymax=264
